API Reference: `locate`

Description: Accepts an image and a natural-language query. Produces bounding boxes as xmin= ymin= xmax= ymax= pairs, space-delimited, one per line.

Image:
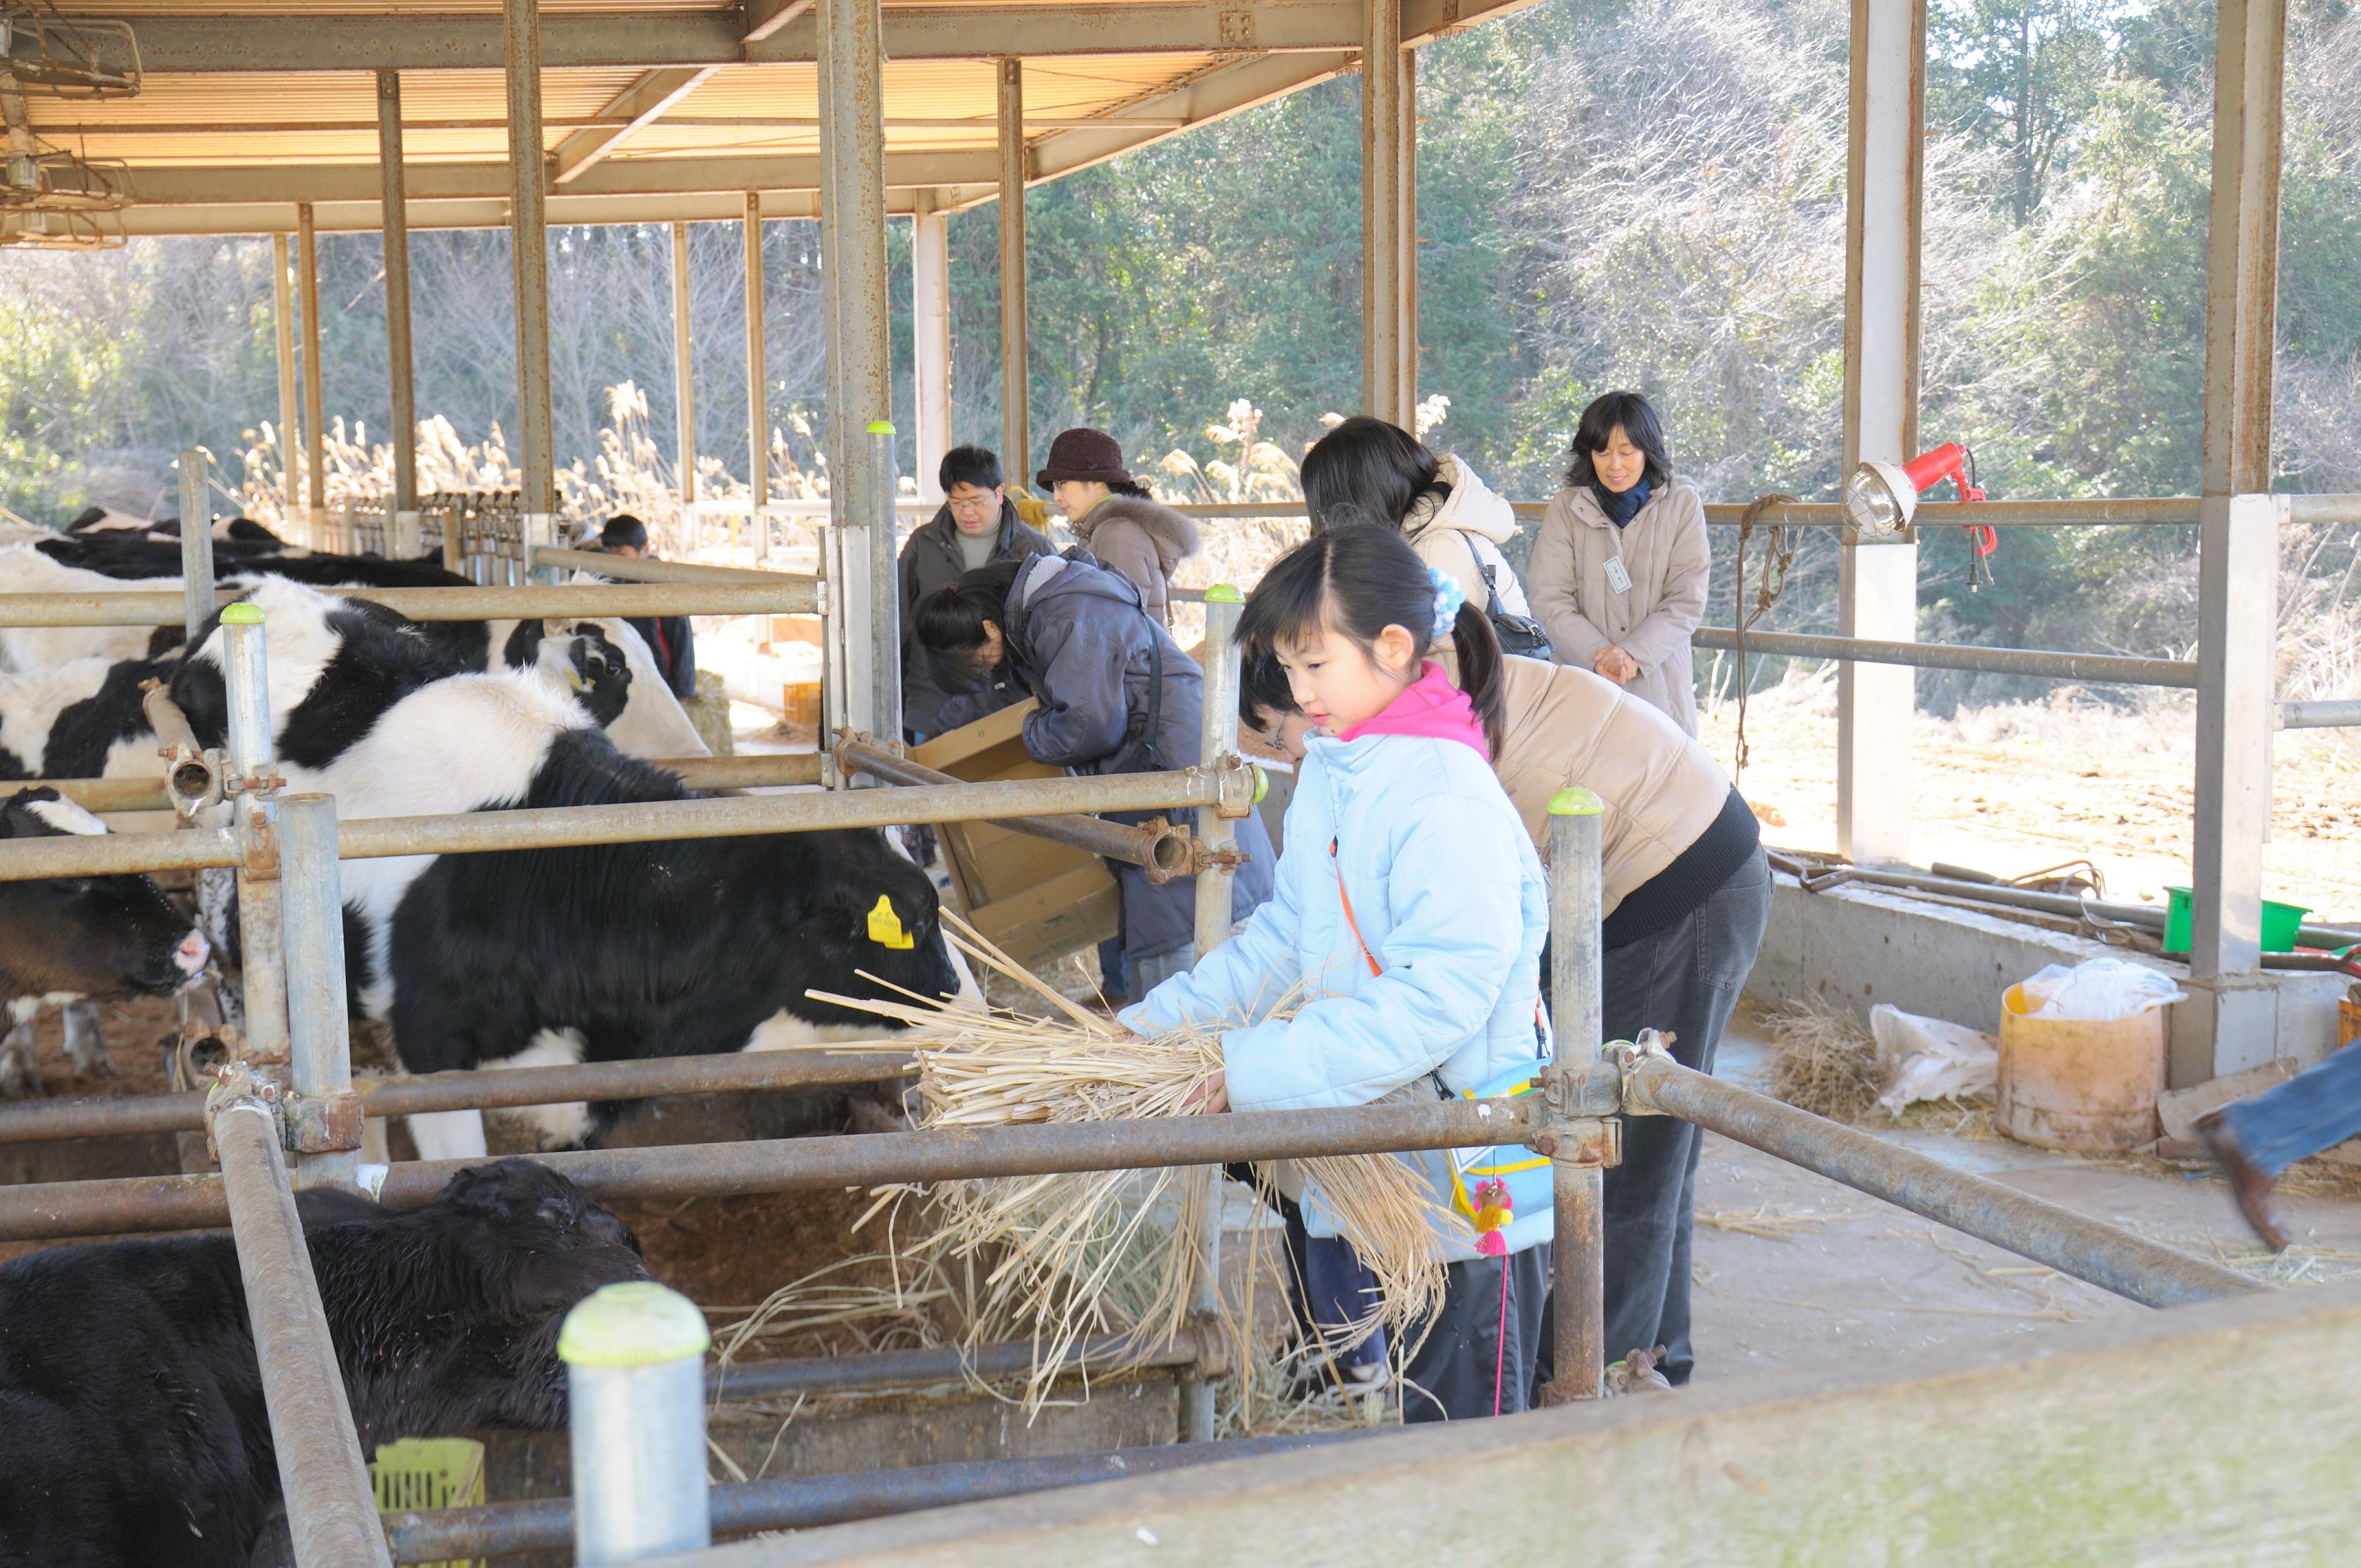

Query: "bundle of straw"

xmin=810 ymin=910 xmax=1451 ymax=1413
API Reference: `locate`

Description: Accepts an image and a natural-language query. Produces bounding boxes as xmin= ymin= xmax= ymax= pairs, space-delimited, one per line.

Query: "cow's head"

xmin=791 ymin=832 xmax=966 ymax=1024
xmin=313 ymin=1159 xmax=650 ymax=1446
xmin=0 ymin=788 xmax=210 ymax=1001
xmin=507 ymin=619 xmax=634 ymax=730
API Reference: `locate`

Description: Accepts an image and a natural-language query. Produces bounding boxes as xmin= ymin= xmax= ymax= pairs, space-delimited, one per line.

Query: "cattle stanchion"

xmin=1538 ymin=787 xmax=1613 ymax=1405
xmin=868 ymin=420 xmax=903 ymax=747
xmin=209 ymin=1075 xmax=394 ymax=1568
xmin=177 ymin=448 xmax=216 ymax=646
xmin=222 ymin=600 xmax=292 ymax=1065
xmin=1181 ymin=583 xmax=1249 ymax=1443
xmin=562 ymin=1281 xmax=714 ymax=1564
xmin=279 ymin=794 xmax=364 ymax=1188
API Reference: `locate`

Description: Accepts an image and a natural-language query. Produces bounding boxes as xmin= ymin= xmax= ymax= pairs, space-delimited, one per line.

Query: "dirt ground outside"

xmin=1699 ymin=667 xmax=2361 ymax=924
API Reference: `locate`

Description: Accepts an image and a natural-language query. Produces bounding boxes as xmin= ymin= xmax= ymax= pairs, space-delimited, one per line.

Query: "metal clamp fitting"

xmin=239 ymin=810 xmax=281 ymax=879
xmin=1529 ymin=1115 xmax=1622 ymax=1168
xmin=1211 ymin=755 xmax=1259 ymax=819
xmin=203 ymin=1060 xmax=282 ymax=1166
xmin=1606 ymin=1030 xmax=1678 ymax=1115
xmin=283 ymin=1089 xmax=366 ymax=1155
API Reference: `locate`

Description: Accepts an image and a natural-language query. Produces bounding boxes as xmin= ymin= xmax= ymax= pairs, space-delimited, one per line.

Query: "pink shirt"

xmin=1336 ymin=661 xmax=1490 ymax=761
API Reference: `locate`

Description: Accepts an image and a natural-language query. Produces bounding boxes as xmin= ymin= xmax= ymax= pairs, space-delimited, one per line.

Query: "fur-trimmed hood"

xmin=1402 ymin=454 xmax=1520 ymax=547
xmin=1072 ymin=493 xmax=1203 ymax=571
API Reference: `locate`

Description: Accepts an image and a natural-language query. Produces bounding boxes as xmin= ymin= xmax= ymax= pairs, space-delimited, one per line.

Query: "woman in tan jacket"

xmin=1526 ymin=391 xmax=1709 ymax=735
xmin=1241 ymin=628 xmax=1769 ymax=1389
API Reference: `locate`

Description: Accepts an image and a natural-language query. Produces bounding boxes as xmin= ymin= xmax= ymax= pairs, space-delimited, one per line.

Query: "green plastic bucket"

xmin=2162 ymin=885 xmax=2310 ymax=955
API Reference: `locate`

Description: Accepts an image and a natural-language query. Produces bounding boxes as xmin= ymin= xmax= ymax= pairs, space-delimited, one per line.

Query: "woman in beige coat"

xmin=1239 ymin=635 xmax=1770 ymax=1390
xmin=1527 ymin=391 xmax=1709 ymax=734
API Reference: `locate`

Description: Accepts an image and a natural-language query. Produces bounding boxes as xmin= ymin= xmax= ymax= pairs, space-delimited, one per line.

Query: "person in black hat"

xmin=1034 ymin=427 xmax=1203 ymax=629
xmin=598 ymin=514 xmax=696 ymax=700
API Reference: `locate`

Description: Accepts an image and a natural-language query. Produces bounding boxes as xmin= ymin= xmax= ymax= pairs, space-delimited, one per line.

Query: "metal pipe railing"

xmin=1167 ymin=496 xmax=2361 ymax=528
xmin=1623 ymin=1051 xmax=2263 ymax=1307
xmin=1796 ymin=865 xmax=2361 ymax=951
xmin=706 ymin=1335 xmax=1195 ymax=1404
xmin=214 ymin=1097 xmax=395 ymax=1568
xmin=530 ymin=545 xmax=819 ymax=589
xmin=834 ymin=738 xmax=1194 ymax=880
xmin=33 ymin=750 xmax=826 ymax=816
xmin=0 ymin=1097 xmax=1534 ymax=1243
xmin=0 ymin=580 xmax=814 ymax=628
xmin=2280 ymin=699 xmax=2361 ymax=731
xmin=1693 ymin=627 xmax=2198 ymax=688
xmin=383 ymin=1434 xmax=1362 ymax=1564
xmin=0 ymin=763 xmax=1250 ymax=882
xmin=0 ymin=1048 xmax=917 ymax=1147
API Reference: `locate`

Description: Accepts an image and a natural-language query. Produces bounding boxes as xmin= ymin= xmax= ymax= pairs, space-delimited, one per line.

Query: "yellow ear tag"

xmin=867 ymin=895 xmax=915 ymax=949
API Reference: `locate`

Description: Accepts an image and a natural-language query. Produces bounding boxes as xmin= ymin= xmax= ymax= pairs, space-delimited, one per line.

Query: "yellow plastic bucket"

xmin=1997 ymin=983 xmax=2166 ymax=1153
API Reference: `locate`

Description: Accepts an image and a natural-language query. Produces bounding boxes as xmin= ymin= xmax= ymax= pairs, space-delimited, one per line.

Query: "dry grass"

xmin=802 ymin=911 xmax=1450 ymax=1417
xmin=1763 ymin=999 xmax=1890 ymax=1122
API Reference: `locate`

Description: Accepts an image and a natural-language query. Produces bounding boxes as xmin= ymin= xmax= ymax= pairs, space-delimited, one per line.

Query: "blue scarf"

xmin=1595 ymin=476 xmax=1651 ymax=529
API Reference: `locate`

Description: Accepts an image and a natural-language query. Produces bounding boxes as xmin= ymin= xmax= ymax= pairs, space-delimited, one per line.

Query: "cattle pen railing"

xmin=0 ymin=496 xmax=2280 ymax=1567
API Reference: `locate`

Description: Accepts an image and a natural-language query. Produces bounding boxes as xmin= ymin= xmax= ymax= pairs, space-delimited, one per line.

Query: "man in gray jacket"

xmin=917 ymin=551 xmax=1276 ymax=996
xmin=897 ymin=446 xmax=1055 ymax=742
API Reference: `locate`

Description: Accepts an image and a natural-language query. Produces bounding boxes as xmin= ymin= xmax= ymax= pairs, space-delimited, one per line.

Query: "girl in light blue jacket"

xmin=1124 ymin=526 xmax=1552 ymax=1421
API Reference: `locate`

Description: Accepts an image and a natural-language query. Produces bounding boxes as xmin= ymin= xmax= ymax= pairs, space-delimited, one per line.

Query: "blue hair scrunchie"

xmin=1427 ymin=567 xmax=1466 ymax=638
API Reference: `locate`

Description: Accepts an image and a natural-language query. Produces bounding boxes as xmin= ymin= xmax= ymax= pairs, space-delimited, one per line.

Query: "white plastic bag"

xmin=2015 ymin=957 xmax=2186 ymax=1022
xmin=1871 ymin=1006 xmax=1999 ymax=1115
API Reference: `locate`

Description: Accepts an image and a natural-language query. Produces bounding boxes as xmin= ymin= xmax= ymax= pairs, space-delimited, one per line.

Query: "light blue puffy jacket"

xmin=1123 ymin=726 xmax=1553 ymax=1261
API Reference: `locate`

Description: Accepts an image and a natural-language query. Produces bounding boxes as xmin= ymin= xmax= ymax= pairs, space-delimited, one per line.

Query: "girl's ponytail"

xmin=1448 ymin=601 xmax=1506 ymax=761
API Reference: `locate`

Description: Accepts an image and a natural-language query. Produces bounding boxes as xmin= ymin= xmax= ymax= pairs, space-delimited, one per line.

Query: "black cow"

xmin=0 ymin=1160 xmax=648 ymax=1568
xmin=0 ymin=788 xmax=208 ymax=1096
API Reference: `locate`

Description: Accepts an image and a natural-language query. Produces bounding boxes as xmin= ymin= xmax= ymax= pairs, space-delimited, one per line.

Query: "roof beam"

xmin=126 ymin=149 xmax=1002 ymax=206
xmin=110 ymin=182 xmax=1001 ymax=236
xmin=74 ymin=0 xmax=1513 ymax=75
xmin=741 ymin=0 xmax=816 ymax=46
xmin=551 ymin=65 xmax=717 ymax=185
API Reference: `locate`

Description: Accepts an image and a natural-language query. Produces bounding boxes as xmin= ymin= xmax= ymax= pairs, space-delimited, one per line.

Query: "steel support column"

xmin=1359 ymin=0 xmax=1414 ymax=426
xmin=913 ymin=196 xmax=953 ymax=503
xmin=672 ymin=221 xmax=697 ymax=509
xmin=504 ymin=0 xmax=556 ymax=524
xmin=744 ymin=193 xmax=768 ymax=504
xmin=176 ymin=451 xmax=216 ymax=647
xmin=297 ymin=203 xmax=327 ymax=546
xmin=377 ymin=69 xmax=420 ymax=548
xmin=271 ymin=233 xmax=302 ymax=523
xmin=996 ymin=58 xmax=1029 ymax=482
xmin=1834 ymin=0 xmax=1926 ymax=868
xmin=2175 ymin=0 xmax=2287 ymax=1086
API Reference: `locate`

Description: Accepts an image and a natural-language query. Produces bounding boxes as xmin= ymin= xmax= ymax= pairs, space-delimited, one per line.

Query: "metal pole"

xmin=176 ymin=449 xmax=215 ymax=646
xmin=1834 ymin=0 xmax=1926 ymax=869
xmin=1688 ymin=628 xmax=2198 ymax=689
xmin=378 ymin=69 xmax=421 ymax=551
xmin=272 ymin=232 xmax=302 ymax=526
xmin=912 ymin=196 xmax=952 ymax=503
xmin=1541 ymin=787 xmax=1606 ymax=1404
xmin=869 ymin=421 xmax=902 ymax=741
xmin=995 ymin=57 xmax=1028 ymax=482
xmin=504 ymin=0 xmax=555 ymax=526
xmin=0 ymin=579 xmax=818 ymax=628
xmin=671 ymin=220 xmax=697 ymax=513
xmin=221 ymin=600 xmax=290 ymax=1065
xmin=0 ymin=763 xmax=1251 ymax=881
xmin=563 ymin=1282 xmax=712 ymax=1564
xmin=279 ymin=794 xmax=361 ymax=1188
xmin=212 ymin=1095 xmax=394 ymax=1568
xmin=819 ymin=0 xmax=892 ymax=573
xmin=1622 ymin=1052 xmax=2263 ymax=1308
xmin=835 ymin=738 xmax=1192 ymax=873
xmin=297 ymin=202 xmax=327 ymax=547
xmin=0 ymin=1097 xmax=1542 ymax=1242
xmin=1360 ymin=0 xmax=1408 ymax=426
xmin=1179 ymin=584 xmax=1247 ymax=1443
xmin=743 ymin=192 xmax=767 ymax=508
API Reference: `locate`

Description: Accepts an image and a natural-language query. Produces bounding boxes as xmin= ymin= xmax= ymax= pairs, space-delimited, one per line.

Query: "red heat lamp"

xmin=1840 ymin=442 xmax=1995 ymax=584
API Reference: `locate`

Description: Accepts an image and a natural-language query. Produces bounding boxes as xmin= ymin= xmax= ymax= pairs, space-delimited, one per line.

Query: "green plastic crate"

xmin=2162 ymin=885 xmax=2310 ymax=955
xmin=371 ymin=1437 xmax=485 ymax=1568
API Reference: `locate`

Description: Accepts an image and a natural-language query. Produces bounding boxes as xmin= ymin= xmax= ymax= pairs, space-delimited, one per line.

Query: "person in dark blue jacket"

xmin=916 ymin=551 xmax=1276 ymax=998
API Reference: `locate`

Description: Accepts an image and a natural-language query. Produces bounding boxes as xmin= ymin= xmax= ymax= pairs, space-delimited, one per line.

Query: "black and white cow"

xmin=0 ymin=542 xmax=189 ymax=670
xmin=0 ymin=1158 xmax=649 ymax=1568
xmin=261 ymin=665 xmax=968 ymax=1158
xmin=0 ymin=788 xmax=210 ymax=1095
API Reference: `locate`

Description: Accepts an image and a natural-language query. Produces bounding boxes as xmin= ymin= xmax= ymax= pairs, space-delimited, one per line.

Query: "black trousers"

xmin=1401 ymin=1244 xmax=1549 ymax=1423
xmin=1592 ymin=848 xmax=1771 ymax=1384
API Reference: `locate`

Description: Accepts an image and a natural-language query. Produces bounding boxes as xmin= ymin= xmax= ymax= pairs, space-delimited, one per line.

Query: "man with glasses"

xmin=897 ymin=446 xmax=1055 ymax=743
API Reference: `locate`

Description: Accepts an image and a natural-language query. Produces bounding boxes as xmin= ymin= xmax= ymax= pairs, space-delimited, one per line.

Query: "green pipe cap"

xmin=559 ymin=1281 xmax=711 ymax=1368
xmin=1251 ymin=764 xmax=1269 ymax=805
xmin=1203 ymin=583 xmax=1244 ymax=604
xmin=1548 ymin=786 xmax=1604 ymax=817
xmin=220 ymin=601 xmax=264 ymax=626
xmin=866 ymin=420 xmax=897 ymax=435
